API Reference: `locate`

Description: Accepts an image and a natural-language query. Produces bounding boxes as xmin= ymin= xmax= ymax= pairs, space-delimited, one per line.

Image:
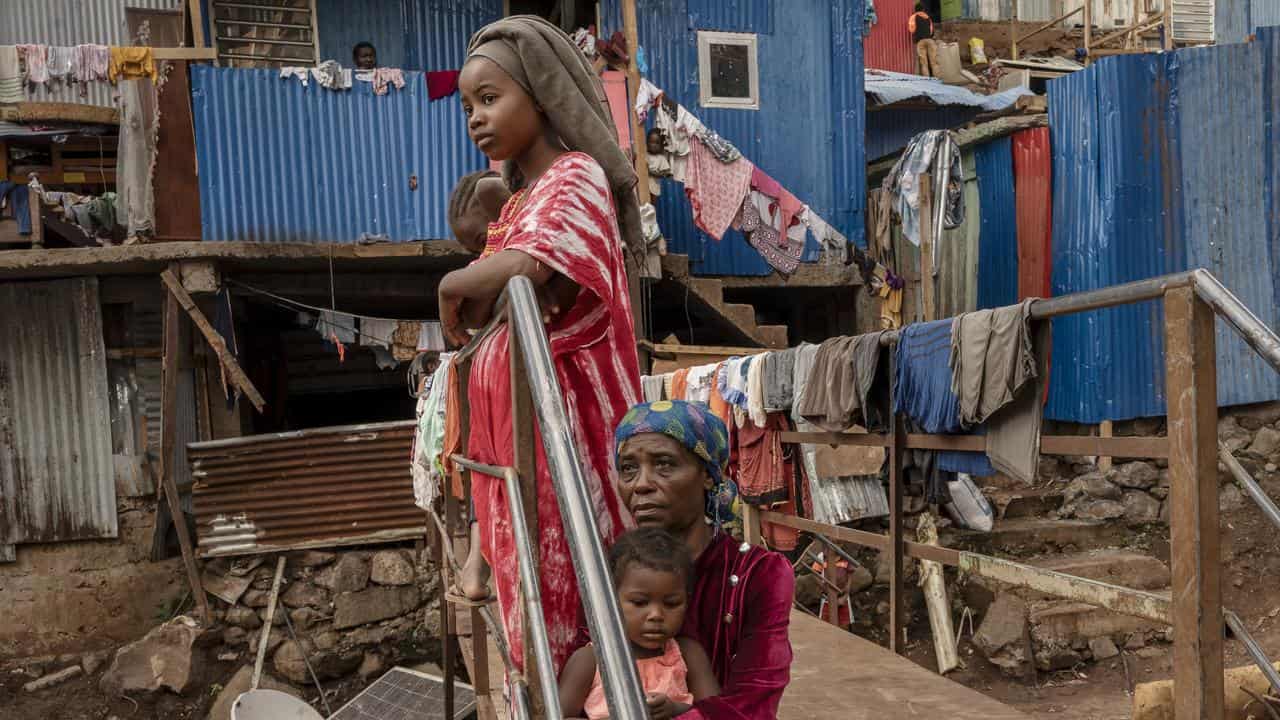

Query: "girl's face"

xmin=460 ymin=57 xmax=544 ymax=162
xmin=616 ymin=564 xmax=688 ymax=652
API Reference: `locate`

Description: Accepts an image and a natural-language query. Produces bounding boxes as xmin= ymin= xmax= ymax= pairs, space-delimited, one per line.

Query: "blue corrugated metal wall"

xmin=191 ymin=65 xmax=486 ymax=243
xmin=974 ymin=137 xmax=1018 ymax=309
xmin=603 ymin=0 xmax=864 ymax=275
xmin=1045 ymin=35 xmax=1280 ymax=423
xmin=866 ymin=106 xmax=984 ymax=163
xmin=1216 ymin=0 xmax=1280 ymax=44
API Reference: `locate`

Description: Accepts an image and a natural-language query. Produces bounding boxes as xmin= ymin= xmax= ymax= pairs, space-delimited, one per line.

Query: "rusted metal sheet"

xmin=154 ymin=61 xmax=201 ymax=241
xmin=865 ymin=0 xmax=916 ymax=75
xmin=0 ymin=278 xmax=117 ymax=544
xmin=1012 ymin=127 xmax=1052 ymax=301
xmin=189 ymin=420 xmax=425 ymax=557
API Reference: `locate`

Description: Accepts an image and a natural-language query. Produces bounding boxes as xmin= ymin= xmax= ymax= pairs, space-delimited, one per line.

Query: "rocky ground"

xmin=0 ymin=545 xmax=444 ymax=720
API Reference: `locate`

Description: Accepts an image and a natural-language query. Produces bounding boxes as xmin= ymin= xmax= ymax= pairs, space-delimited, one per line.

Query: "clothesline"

xmin=225 ymin=278 xmax=434 ymax=324
xmin=0 ymin=44 xmax=159 ymax=103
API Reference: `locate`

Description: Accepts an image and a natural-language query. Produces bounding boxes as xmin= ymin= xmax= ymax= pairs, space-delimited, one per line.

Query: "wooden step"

xmin=985 ymin=485 xmax=1066 ymax=519
xmin=1028 ymin=599 xmax=1170 ymax=646
xmin=943 ymin=518 xmax=1130 ymax=555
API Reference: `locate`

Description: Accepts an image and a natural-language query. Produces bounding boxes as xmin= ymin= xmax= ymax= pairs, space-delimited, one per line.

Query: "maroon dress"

xmin=681 ymin=533 xmax=794 ymax=720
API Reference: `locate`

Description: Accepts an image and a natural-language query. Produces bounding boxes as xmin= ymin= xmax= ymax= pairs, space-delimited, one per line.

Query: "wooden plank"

xmin=1098 ymin=420 xmax=1114 ymax=471
xmin=918 ymin=174 xmax=935 ymax=322
xmin=779 ymin=432 xmax=1170 ymax=459
xmin=252 ymin=556 xmax=286 ymax=689
xmin=783 ymin=611 xmax=1030 ymax=720
xmin=509 ymin=328 xmax=542 ymax=718
xmin=888 ymin=417 xmax=906 ymax=653
xmin=155 ymin=60 xmax=202 ymax=241
xmin=188 ymin=0 xmax=207 ymax=48
xmin=621 ymin=0 xmax=651 ymax=205
xmin=153 ymin=47 xmax=219 ymax=61
xmin=1163 ymin=286 xmax=1224 ymax=720
xmin=3 ymin=102 xmax=119 ymax=125
xmin=159 ymin=268 xmax=266 ymax=412
xmin=160 ymin=279 xmax=211 ymax=624
xmin=760 ymin=510 xmax=960 ymax=566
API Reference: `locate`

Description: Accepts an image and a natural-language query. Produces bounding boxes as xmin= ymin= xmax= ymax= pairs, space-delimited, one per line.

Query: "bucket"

xmin=231 ymin=689 xmax=325 ymax=720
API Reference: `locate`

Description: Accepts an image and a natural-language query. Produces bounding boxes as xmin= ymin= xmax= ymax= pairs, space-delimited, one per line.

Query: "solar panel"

xmin=329 ymin=667 xmax=477 ymax=720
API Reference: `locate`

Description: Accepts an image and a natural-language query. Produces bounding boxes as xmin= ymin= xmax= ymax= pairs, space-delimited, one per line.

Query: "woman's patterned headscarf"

xmin=614 ymin=400 xmax=738 ymax=526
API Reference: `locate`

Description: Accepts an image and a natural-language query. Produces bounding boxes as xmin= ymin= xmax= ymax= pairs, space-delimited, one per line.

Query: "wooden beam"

xmin=918 ymin=174 xmax=935 ymax=322
xmin=621 ymin=0 xmax=651 ymax=206
xmin=1163 ymin=286 xmax=1224 ymax=720
xmin=159 ymin=268 xmax=266 ymax=412
xmin=187 ymin=0 xmax=207 ymax=49
xmin=1098 ymin=420 xmax=1114 ymax=471
xmin=160 ymin=278 xmax=211 ymax=624
xmin=888 ymin=417 xmax=907 ymax=654
xmin=153 ymin=47 xmax=218 ymax=61
xmin=778 ymin=431 xmax=1171 ymax=459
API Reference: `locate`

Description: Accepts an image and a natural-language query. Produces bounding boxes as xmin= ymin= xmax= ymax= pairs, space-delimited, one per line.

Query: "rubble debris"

xmin=281 ymin=581 xmax=331 ymax=610
xmin=370 ymin=550 xmax=416 ymax=587
xmin=203 ymin=569 xmax=255 ymax=606
xmin=316 ymin=554 xmax=371 ymax=593
xmin=99 ymin=616 xmax=203 ymax=695
xmin=1121 ymin=491 xmax=1162 ymax=524
xmin=1111 ymin=462 xmax=1159 ymax=490
xmin=1246 ymin=426 xmax=1280 ymax=458
xmin=23 ymin=665 xmax=83 ymax=692
xmin=81 ymin=650 xmax=112 ymax=675
xmin=297 ymin=550 xmax=337 ymax=568
xmin=1089 ymin=636 xmax=1119 ymax=661
xmin=973 ymin=594 xmax=1029 ymax=676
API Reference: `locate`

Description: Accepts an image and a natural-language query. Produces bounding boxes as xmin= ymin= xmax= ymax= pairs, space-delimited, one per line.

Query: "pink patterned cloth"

xmin=685 ymin=138 xmax=753 ymax=241
xmin=468 ymin=152 xmax=641 ymax=675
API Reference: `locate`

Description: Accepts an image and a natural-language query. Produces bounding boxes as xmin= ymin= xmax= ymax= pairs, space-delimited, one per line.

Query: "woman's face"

xmin=617 ymin=433 xmax=710 ymax=533
xmin=460 ymin=58 xmax=542 ymax=162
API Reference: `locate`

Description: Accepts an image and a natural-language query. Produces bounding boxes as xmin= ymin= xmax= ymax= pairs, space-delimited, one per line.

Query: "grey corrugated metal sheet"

xmin=189 ymin=421 xmax=424 ymax=557
xmin=866 ymin=70 xmax=1032 ymax=110
xmin=0 ymin=278 xmax=117 ymax=544
xmin=938 ymin=150 xmax=980 ymax=318
xmin=1045 ymin=35 xmax=1280 ymax=423
xmin=190 ymin=64 xmax=486 ymax=243
xmin=1169 ymin=0 xmax=1216 ymax=43
xmin=0 ymin=0 xmax=179 ymax=108
xmin=1016 ymin=0 xmax=1056 ymax=22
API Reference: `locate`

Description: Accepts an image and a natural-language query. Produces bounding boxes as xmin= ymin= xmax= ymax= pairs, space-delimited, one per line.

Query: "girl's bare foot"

xmin=458 ymin=521 xmax=492 ymax=601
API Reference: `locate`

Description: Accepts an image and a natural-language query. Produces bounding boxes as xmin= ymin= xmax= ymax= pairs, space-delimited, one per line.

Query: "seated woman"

xmin=613 ymin=400 xmax=794 ymax=720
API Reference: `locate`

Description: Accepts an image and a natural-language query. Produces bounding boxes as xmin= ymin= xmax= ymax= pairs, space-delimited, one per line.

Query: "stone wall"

xmin=0 ymin=498 xmax=185 ymax=659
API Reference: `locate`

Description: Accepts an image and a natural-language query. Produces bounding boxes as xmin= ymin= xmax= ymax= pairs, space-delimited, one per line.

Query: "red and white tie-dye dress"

xmin=466 ymin=152 xmax=641 ymax=675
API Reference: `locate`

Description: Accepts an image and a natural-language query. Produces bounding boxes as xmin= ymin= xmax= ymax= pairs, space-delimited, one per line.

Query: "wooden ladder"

xmin=210 ymin=0 xmax=319 ymax=68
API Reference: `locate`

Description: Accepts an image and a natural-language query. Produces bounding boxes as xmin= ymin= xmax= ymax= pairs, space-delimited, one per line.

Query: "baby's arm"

xmin=677 ymin=637 xmax=721 ymax=700
xmin=558 ymin=645 xmax=599 ymax=719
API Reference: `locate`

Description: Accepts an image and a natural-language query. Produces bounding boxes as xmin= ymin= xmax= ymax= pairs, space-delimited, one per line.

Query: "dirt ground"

xmin=836 ymin=475 xmax=1280 ymax=719
xmin=937 ymin=19 xmax=1081 ymax=63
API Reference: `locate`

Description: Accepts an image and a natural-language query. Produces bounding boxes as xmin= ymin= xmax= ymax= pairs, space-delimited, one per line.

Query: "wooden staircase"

xmin=655 ymin=253 xmax=789 ymax=349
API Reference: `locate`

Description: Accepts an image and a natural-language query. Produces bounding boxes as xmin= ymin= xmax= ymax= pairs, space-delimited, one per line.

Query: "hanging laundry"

xmin=877 ymin=129 xmax=963 ymax=247
xmin=684 ymin=362 xmax=719 ymax=404
xmin=371 ymin=67 xmax=405 ymax=95
xmin=315 ymin=310 xmax=357 ymax=343
xmin=46 ymin=46 xmax=74 ymax=83
xmin=878 ymin=282 xmax=904 ymax=329
xmin=72 ymin=44 xmax=109 ymax=88
xmin=684 ymin=140 xmax=752 ymax=241
xmin=670 ymin=367 xmax=690 ymax=401
xmin=646 ymin=151 xmax=670 ymax=197
xmin=795 ymin=332 xmax=888 ymax=433
xmin=791 ymin=343 xmax=889 ymax=524
xmin=417 ymin=321 xmax=445 ymax=352
xmin=572 ymin=28 xmax=597 ymax=58
xmin=636 ymin=46 xmax=649 ymax=74
xmin=280 ymin=66 xmax=310 ymax=86
xmin=633 ymin=77 xmax=662 ymax=120
xmin=413 ymin=357 xmax=453 ymax=510
xmin=736 ymin=412 xmax=794 ymax=506
xmin=760 ymin=500 xmax=801 ymax=552
xmin=950 ymin=300 xmax=1048 ymax=484
xmin=427 ymin=70 xmax=461 ymax=100
xmin=441 ymin=356 xmax=466 ymax=498
xmin=108 ymin=46 xmax=157 ymax=82
xmin=116 ymin=79 xmax=157 ymax=239
xmin=0 ymin=183 xmax=31 ymax=235
xmin=362 ymin=318 xmax=397 ymax=349
xmin=638 ymin=202 xmax=663 ymax=279
xmin=310 ymin=60 xmax=352 ymax=90
xmin=392 ymin=321 xmax=420 ymax=362
xmin=865 ymin=0 xmax=879 ymax=30
xmin=641 ymin=374 xmax=666 ymax=403
xmin=707 ymin=362 xmax=732 ymax=428
xmin=18 ymin=45 xmax=48 ymax=85
xmin=735 ymin=193 xmax=804 ymax=275
xmin=0 ymin=46 xmax=22 ymax=103
xmin=746 ymin=352 xmax=768 ymax=428
xmin=800 ymin=206 xmax=849 ymax=259
xmin=696 ymin=127 xmax=742 ymax=163
xmin=718 ymin=357 xmax=751 ymax=408
xmin=761 ymin=347 xmax=797 ymax=413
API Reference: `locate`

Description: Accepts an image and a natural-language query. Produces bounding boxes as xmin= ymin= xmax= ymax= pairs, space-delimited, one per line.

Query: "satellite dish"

xmin=231 ymin=689 xmax=325 ymax=720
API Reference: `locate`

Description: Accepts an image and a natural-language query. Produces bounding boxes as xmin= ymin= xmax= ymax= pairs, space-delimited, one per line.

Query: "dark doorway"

xmin=507 ymin=0 xmax=598 ymax=30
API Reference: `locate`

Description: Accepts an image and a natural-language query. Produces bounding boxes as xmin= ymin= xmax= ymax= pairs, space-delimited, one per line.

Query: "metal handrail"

xmin=1192 ymin=268 xmax=1280 ymax=374
xmin=449 ymin=276 xmax=648 ymax=720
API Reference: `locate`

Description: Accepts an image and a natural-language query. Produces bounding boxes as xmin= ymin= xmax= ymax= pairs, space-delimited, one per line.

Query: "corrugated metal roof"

xmin=1012 ymin=127 xmax=1052 ymax=300
xmin=0 ymin=0 xmax=179 ymax=108
xmin=606 ymin=0 xmax=862 ymax=275
xmin=937 ymin=149 xmax=980 ymax=317
xmin=1045 ymin=37 xmax=1280 ymax=423
xmin=864 ymin=0 xmax=915 ymax=74
xmin=189 ymin=421 xmax=424 ymax=557
xmin=190 ymin=64 xmax=487 ymax=243
xmin=866 ymin=69 xmax=1032 ymax=110
xmin=0 ymin=278 xmax=117 ymax=545
xmin=975 ymin=137 xmax=1018 ymax=309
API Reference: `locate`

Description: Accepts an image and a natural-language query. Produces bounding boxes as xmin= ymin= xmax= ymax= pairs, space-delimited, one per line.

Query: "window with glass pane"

xmin=709 ymin=43 xmax=751 ymax=98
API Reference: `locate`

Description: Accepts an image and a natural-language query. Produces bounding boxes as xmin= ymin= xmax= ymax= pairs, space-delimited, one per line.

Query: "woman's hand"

xmin=440 ymin=289 xmax=470 ymax=348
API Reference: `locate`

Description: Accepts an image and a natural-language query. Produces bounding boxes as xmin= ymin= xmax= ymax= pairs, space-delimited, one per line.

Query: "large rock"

xmin=370 ymin=551 xmax=416 ymax=587
xmin=1220 ymin=483 xmax=1246 ymax=512
xmin=206 ymin=665 xmax=299 ymax=720
xmin=1066 ymin=472 xmax=1123 ymax=502
xmin=1122 ymin=491 xmax=1162 ymax=524
xmin=1076 ymin=499 xmax=1126 ymax=521
xmin=225 ymin=606 xmax=262 ymax=631
xmin=1111 ymin=462 xmax=1159 ymax=490
xmin=1218 ymin=416 xmax=1253 ymax=453
xmin=274 ymin=639 xmax=360 ymax=684
xmin=289 ymin=607 xmax=326 ymax=632
xmin=974 ymin=595 xmax=1028 ymax=659
xmin=281 ymin=580 xmax=330 ymax=609
xmin=315 ymin=554 xmax=370 ymax=593
xmin=99 ymin=616 xmax=203 ymax=695
xmin=334 ymin=586 xmax=422 ymax=630
xmin=1089 ymin=636 xmax=1120 ymax=661
xmin=1247 ymin=427 xmax=1280 ymax=459
xmin=297 ymin=550 xmax=337 ymax=568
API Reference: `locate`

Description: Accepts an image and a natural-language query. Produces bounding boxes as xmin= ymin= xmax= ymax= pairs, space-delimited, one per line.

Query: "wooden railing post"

xmin=1163 ymin=286 xmax=1224 ymax=720
xmin=888 ymin=414 xmax=907 ymax=654
xmin=510 ymin=326 xmax=543 ymax=718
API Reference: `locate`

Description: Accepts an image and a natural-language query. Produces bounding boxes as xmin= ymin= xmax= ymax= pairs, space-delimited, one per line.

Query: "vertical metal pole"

xmin=888 ymin=415 xmax=906 ymax=654
xmin=1163 ymin=287 xmax=1225 ymax=720
xmin=510 ymin=323 xmax=543 ymax=719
